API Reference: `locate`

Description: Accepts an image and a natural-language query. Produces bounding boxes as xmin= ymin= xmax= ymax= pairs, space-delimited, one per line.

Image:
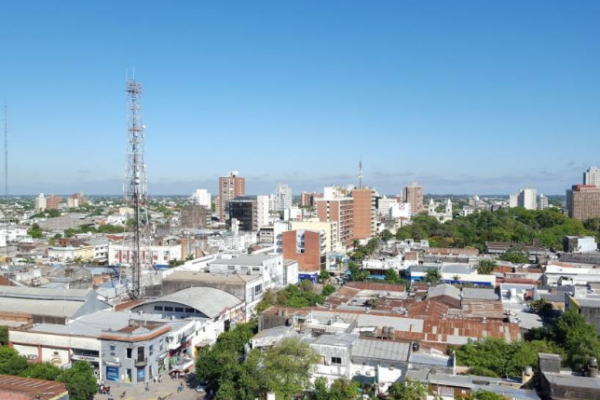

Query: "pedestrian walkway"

xmin=94 ymin=373 xmax=206 ymax=400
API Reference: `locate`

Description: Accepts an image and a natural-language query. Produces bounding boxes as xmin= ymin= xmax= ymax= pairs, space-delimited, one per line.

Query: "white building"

xmin=67 ymin=197 xmax=79 ymax=208
xmin=389 ymin=202 xmax=411 ymax=219
xmin=256 ymin=195 xmax=270 ymax=228
xmin=511 ymin=187 xmax=537 ymax=210
xmin=584 ymin=166 xmax=600 ymax=188
xmin=538 ymin=194 xmax=549 ymax=210
xmin=207 ymin=253 xmax=296 ymax=290
xmin=35 ymin=193 xmax=47 ymax=211
xmin=109 ymin=241 xmax=183 ymax=267
xmin=283 ymin=207 xmax=302 ymax=221
xmin=191 ymin=189 xmax=212 ymax=208
xmin=377 ymin=196 xmax=398 ymax=216
xmin=274 ymin=184 xmax=292 ymax=211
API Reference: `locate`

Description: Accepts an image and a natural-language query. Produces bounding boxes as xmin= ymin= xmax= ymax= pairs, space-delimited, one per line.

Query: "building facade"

xmin=403 ymin=183 xmax=423 ymax=214
xmin=274 ymin=184 xmax=292 ymax=211
xmin=35 ymin=193 xmax=47 ymax=211
xmin=282 ymin=230 xmax=326 ymax=273
xmin=351 ymin=188 xmax=377 ymax=240
xmin=218 ymin=171 xmax=245 ymax=222
xmin=46 ymin=195 xmax=62 ymax=210
xmin=316 ymin=198 xmax=354 ymax=249
xmin=180 ymin=205 xmax=210 ymax=229
xmin=584 ymin=166 xmax=600 ymax=188
xmin=567 ymin=184 xmax=600 ymax=221
xmin=190 ymin=189 xmax=211 ymax=208
xmin=228 ymin=196 xmax=257 ymax=232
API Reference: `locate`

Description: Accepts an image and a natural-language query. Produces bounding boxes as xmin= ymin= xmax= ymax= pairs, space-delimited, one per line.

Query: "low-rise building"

xmin=0 ymin=375 xmax=69 ymax=400
xmin=564 ymin=236 xmax=598 ymax=253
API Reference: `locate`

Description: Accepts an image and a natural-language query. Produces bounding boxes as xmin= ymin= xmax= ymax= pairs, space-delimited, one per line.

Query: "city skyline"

xmin=1 ymin=1 xmax=599 ymax=195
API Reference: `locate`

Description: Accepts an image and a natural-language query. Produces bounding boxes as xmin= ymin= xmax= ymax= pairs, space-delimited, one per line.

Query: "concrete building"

xmin=228 ymin=196 xmax=258 ymax=232
xmin=584 ymin=166 xmax=600 ymax=188
xmin=274 ymin=184 xmax=292 ymax=211
xmin=390 ymin=202 xmax=411 ymax=219
xmin=351 ymin=188 xmax=377 ymax=240
xmin=301 ymin=192 xmax=322 ymax=207
xmin=180 ymin=204 xmax=210 ymax=229
xmin=282 ymin=229 xmax=326 ymax=274
xmin=35 ymin=193 xmax=47 ymax=211
xmin=316 ymin=197 xmax=354 ymax=249
xmin=403 ymin=182 xmax=423 ymax=214
xmin=564 ymin=236 xmax=597 ymax=253
xmin=538 ymin=193 xmax=549 ymax=210
xmin=218 ymin=171 xmax=245 ymax=222
xmin=538 ymin=353 xmax=600 ymax=400
xmin=190 ymin=189 xmax=211 ymax=208
xmin=568 ymin=184 xmax=600 ymax=221
xmin=256 ymin=195 xmax=270 ymax=228
xmin=511 ymin=187 xmax=537 ymax=210
xmin=109 ymin=240 xmax=183 ymax=268
xmin=290 ymin=220 xmax=340 ymax=252
xmin=46 ymin=195 xmax=62 ymax=210
xmin=377 ymin=196 xmax=398 ymax=216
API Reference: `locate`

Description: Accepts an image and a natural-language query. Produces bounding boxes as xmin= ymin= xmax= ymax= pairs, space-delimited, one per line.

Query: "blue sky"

xmin=1 ymin=1 xmax=599 ymax=195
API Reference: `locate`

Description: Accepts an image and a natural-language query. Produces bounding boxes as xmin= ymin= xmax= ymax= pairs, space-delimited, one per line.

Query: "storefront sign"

xmin=106 ymin=366 xmax=119 ymax=382
xmin=71 ymin=355 xmax=100 ymax=363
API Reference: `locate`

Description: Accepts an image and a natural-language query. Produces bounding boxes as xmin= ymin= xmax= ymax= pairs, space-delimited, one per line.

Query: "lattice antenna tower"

xmin=358 ymin=161 xmax=363 ymax=189
xmin=125 ymin=76 xmax=152 ymax=298
xmin=3 ymin=105 xmax=8 ymax=263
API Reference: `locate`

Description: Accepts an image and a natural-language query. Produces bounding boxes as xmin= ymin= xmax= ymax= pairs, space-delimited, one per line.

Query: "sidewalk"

xmin=94 ymin=373 xmax=206 ymax=400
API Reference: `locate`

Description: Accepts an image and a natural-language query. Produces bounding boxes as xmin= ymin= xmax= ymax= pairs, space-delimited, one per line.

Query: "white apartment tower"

xmin=191 ymin=189 xmax=211 ymax=208
xmin=274 ymin=184 xmax=292 ymax=211
xmin=256 ymin=195 xmax=270 ymax=228
xmin=35 ymin=193 xmax=47 ymax=211
xmin=517 ymin=187 xmax=537 ymax=210
xmin=538 ymin=194 xmax=549 ymax=210
xmin=584 ymin=166 xmax=600 ymax=188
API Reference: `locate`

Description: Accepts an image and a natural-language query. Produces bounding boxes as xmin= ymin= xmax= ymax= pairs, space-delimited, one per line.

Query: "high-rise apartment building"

xmin=518 ymin=187 xmax=537 ymax=210
xmin=584 ymin=166 xmax=600 ymax=188
xmin=567 ymin=185 xmax=600 ymax=221
xmin=218 ymin=171 xmax=245 ymax=222
xmin=35 ymin=193 xmax=47 ymax=211
xmin=403 ymin=182 xmax=423 ymax=214
xmin=538 ymin=194 xmax=549 ymax=211
xmin=256 ymin=195 xmax=270 ymax=228
xmin=315 ymin=196 xmax=354 ymax=249
xmin=46 ymin=195 xmax=62 ymax=210
xmin=274 ymin=184 xmax=292 ymax=211
xmin=351 ymin=188 xmax=377 ymax=240
xmin=191 ymin=189 xmax=211 ymax=208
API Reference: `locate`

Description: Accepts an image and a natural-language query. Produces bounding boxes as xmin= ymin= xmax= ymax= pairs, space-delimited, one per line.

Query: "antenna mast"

xmin=358 ymin=161 xmax=363 ymax=189
xmin=3 ymin=106 xmax=8 ymax=264
xmin=125 ymin=76 xmax=152 ymax=299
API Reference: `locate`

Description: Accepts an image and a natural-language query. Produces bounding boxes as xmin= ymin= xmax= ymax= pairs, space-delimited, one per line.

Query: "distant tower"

xmin=358 ymin=161 xmax=363 ymax=189
xmin=125 ymin=76 xmax=153 ymax=298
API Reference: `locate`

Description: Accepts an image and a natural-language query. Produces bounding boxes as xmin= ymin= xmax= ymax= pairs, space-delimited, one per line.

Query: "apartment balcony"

xmin=134 ymin=358 xmax=147 ymax=367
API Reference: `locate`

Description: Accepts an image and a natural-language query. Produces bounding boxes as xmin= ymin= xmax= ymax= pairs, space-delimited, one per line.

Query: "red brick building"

xmin=218 ymin=171 xmax=245 ymax=222
xmin=46 ymin=194 xmax=62 ymax=210
xmin=282 ymin=230 xmax=325 ymax=273
xmin=567 ymin=184 xmax=600 ymax=221
xmin=316 ymin=198 xmax=354 ymax=249
xmin=351 ymin=188 xmax=377 ymax=240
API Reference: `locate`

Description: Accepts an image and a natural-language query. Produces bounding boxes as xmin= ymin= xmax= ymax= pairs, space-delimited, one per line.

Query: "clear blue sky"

xmin=1 ymin=1 xmax=599 ymax=195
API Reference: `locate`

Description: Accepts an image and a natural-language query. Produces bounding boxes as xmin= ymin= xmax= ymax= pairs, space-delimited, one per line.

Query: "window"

xmin=159 ymin=339 xmax=164 ymax=352
xmin=175 ymin=307 xmax=184 ymax=313
xmin=164 ymin=307 xmax=173 ymax=312
xmin=137 ymin=347 xmax=145 ymax=362
xmin=126 ymin=348 xmax=132 ymax=359
xmin=109 ymin=345 xmax=116 ymax=352
xmin=331 ymin=357 xmax=342 ymax=365
xmin=185 ymin=308 xmax=194 ymax=313
xmin=149 ymin=345 xmax=154 ymax=356
xmin=154 ymin=306 xmax=163 ymax=311
xmin=254 ymin=284 xmax=263 ymax=295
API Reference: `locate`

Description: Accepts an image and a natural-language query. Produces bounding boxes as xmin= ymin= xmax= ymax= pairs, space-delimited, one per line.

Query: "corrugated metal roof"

xmin=351 ymin=338 xmax=410 ymax=362
xmin=137 ymin=287 xmax=243 ymax=318
xmin=0 ymin=286 xmax=90 ymax=301
xmin=0 ymin=298 xmax=82 ymax=318
xmin=462 ymin=288 xmax=500 ymax=301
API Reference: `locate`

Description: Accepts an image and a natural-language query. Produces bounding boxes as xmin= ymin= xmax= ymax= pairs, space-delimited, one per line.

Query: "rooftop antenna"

xmin=4 ymin=105 xmax=8 ymax=264
xmin=358 ymin=160 xmax=363 ymax=189
xmin=125 ymin=72 xmax=153 ymax=299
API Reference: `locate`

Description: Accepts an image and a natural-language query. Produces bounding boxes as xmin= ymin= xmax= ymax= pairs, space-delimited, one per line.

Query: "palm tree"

xmin=424 ymin=269 xmax=442 ymax=285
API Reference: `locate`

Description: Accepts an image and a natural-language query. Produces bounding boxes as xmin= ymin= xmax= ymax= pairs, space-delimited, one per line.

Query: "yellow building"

xmin=290 ymin=219 xmax=340 ymax=252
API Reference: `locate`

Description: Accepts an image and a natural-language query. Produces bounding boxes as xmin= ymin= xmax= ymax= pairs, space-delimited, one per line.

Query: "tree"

xmin=321 ymin=284 xmax=336 ymax=297
xmin=530 ymin=299 xmax=553 ymax=317
xmin=0 ymin=346 xmax=29 ymax=376
xmin=388 ymin=379 xmax=427 ymax=400
xmin=0 ymin=326 xmax=8 ymax=346
xmin=424 ymin=269 xmax=442 ymax=285
xmin=21 ymin=362 xmax=61 ymax=381
xmin=58 ymin=361 xmax=99 ymax=400
xmin=498 ymin=249 xmax=529 ymax=264
xmin=384 ymin=268 xmax=406 ymax=286
xmin=309 ymin=377 xmax=359 ymax=400
xmin=477 ymin=259 xmax=497 ymax=275
xmin=318 ymin=269 xmax=330 ymax=283
xmin=263 ymin=338 xmax=320 ymax=399
xmin=28 ymin=223 xmax=43 ymax=239
xmin=381 ymin=229 xmax=393 ymax=242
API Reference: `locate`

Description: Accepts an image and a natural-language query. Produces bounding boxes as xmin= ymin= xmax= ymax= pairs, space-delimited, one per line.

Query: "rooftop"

xmin=136 ymin=287 xmax=243 ymax=319
xmin=210 ymin=254 xmax=280 ymax=266
xmin=351 ymin=338 xmax=411 ymax=362
xmin=164 ymin=271 xmax=261 ymax=284
xmin=462 ymin=288 xmax=500 ymax=301
xmin=0 ymin=374 xmax=68 ymax=400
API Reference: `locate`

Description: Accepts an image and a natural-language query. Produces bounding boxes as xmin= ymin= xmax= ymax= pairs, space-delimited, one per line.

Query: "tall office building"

xmin=274 ymin=184 xmax=292 ymax=211
xmin=227 ymin=196 xmax=257 ymax=231
xmin=403 ymin=182 xmax=423 ymax=214
xmin=584 ymin=166 xmax=600 ymax=188
xmin=218 ymin=171 xmax=245 ymax=222
xmin=351 ymin=188 xmax=377 ymax=240
xmin=567 ymin=185 xmax=600 ymax=221
xmin=191 ymin=189 xmax=211 ymax=208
